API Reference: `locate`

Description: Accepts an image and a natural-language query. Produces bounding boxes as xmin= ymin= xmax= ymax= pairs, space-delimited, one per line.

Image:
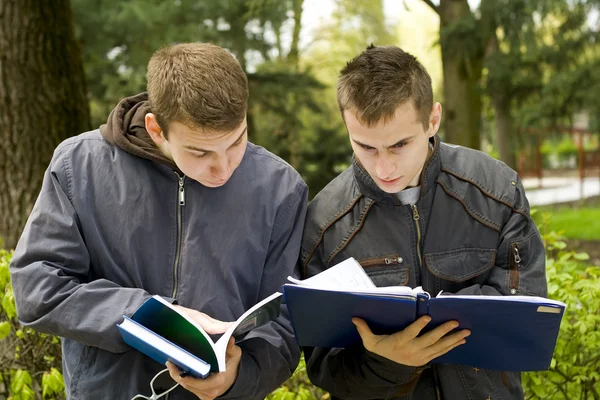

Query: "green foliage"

xmin=0 ymin=248 xmax=65 ymax=399
xmin=266 ymin=355 xmax=328 ymax=400
xmin=534 ymin=206 xmax=600 ymax=240
xmin=523 ymin=218 xmax=600 ymax=399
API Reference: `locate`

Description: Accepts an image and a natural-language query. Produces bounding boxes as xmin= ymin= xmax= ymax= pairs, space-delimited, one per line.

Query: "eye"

xmin=393 ymin=141 xmax=408 ymax=149
xmin=361 ymin=144 xmax=375 ymax=151
xmin=191 ymin=152 xmax=207 ymax=158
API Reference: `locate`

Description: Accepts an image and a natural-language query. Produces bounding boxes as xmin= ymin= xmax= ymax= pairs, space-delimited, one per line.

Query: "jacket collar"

xmin=352 ymin=135 xmax=441 ymax=205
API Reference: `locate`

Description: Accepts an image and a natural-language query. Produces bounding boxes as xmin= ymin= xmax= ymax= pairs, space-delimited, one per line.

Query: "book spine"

xmin=416 ymin=293 xmax=430 ymax=317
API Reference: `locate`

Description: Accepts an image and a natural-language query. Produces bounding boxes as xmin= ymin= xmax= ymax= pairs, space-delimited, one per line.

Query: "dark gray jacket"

xmin=10 ymin=120 xmax=307 ymax=398
xmin=300 ymin=137 xmax=547 ymax=400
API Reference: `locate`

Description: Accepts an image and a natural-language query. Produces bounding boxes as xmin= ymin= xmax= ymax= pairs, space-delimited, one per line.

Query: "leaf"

xmin=0 ymin=321 xmax=11 ymax=340
xmin=2 ymin=288 xmax=16 ymax=319
xmin=11 ymin=370 xmax=32 ymax=393
xmin=573 ymin=252 xmax=590 ymax=261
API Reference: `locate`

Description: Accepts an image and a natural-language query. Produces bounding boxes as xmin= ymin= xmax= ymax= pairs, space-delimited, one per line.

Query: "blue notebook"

xmin=118 ymin=316 xmax=211 ymax=378
xmin=117 ymin=293 xmax=283 ymax=377
xmin=283 ymin=283 xmax=566 ymax=372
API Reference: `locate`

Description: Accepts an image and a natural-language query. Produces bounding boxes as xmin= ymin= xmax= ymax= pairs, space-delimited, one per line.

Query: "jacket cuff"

xmin=364 ymin=349 xmax=425 ymax=385
xmin=217 ymin=351 xmax=258 ymax=400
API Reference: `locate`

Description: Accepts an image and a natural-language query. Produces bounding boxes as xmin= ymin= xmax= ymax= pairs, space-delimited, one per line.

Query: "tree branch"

xmin=421 ymin=0 xmax=440 ymax=15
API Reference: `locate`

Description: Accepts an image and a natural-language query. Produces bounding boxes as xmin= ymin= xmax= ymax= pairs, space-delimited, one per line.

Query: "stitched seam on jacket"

xmin=441 ymin=167 xmax=514 ymax=207
xmin=326 ymin=199 xmax=376 ymax=266
xmin=302 ymin=194 xmax=363 ymax=275
xmin=58 ymin=143 xmax=76 ymax=201
xmin=456 ymin=366 xmax=475 ymax=400
xmin=435 ymin=179 xmax=501 ymax=231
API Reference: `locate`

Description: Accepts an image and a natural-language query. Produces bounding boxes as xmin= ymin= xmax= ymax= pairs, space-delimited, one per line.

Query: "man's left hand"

xmin=166 ymin=338 xmax=242 ymax=400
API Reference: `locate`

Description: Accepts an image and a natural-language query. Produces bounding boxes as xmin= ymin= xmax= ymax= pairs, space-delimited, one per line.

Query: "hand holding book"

xmin=352 ymin=315 xmax=470 ymax=367
xmin=165 ymin=337 xmax=242 ymax=399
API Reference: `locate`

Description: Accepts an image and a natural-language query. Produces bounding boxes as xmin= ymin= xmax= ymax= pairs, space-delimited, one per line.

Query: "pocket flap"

xmin=424 ymin=248 xmax=496 ymax=282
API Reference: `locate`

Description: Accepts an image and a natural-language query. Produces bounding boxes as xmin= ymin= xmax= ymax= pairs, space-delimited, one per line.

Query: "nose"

xmin=211 ymin=154 xmax=231 ymax=181
xmin=375 ymin=154 xmax=396 ymax=179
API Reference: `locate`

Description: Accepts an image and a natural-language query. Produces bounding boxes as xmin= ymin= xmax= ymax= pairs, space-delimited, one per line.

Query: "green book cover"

xmin=127 ymin=292 xmax=283 ymax=373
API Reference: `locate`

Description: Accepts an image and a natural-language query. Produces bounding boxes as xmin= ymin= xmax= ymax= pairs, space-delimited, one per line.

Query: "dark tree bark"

xmin=438 ymin=0 xmax=483 ymax=150
xmin=0 ymin=0 xmax=90 ymax=249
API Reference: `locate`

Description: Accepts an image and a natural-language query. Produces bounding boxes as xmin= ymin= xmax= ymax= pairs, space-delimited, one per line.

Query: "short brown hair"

xmin=147 ymin=43 xmax=248 ymax=136
xmin=337 ymin=44 xmax=433 ymax=130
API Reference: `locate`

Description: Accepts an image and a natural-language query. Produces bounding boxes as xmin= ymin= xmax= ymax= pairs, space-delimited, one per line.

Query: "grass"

xmin=534 ymin=206 xmax=600 ymax=241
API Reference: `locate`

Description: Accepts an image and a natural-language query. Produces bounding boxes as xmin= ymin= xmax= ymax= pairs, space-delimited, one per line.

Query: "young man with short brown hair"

xmin=10 ymin=42 xmax=307 ymax=400
xmin=301 ymin=44 xmax=546 ymax=399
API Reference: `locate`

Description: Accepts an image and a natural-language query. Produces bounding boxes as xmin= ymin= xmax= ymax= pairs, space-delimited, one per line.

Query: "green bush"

xmin=0 ymin=245 xmax=65 ymax=400
xmin=522 ymin=230 xmax=600 ymax=399
xmin=1 ymin=227 xmax=598 ymax=399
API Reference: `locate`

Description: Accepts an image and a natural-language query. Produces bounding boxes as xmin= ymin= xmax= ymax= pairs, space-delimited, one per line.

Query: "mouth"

xmin=379 ymin=176 xmax=402 ymax=185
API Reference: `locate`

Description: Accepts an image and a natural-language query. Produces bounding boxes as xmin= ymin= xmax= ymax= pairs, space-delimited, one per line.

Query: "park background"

xmin=0 ymin=0 xmax=599 ymax=398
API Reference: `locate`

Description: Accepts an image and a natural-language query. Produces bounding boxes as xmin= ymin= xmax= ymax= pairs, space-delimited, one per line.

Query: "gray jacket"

xmin=10 ymin=123 xmax=307 ymax=398
xmin=300 ymin=137 xmax=547 ymax=400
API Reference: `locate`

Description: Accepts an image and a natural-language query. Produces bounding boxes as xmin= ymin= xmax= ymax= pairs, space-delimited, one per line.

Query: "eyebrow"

xmin=352 ymin=135 xmax=415 ymax=149
xmin=184 ymin=127 xmax=248 ymax=153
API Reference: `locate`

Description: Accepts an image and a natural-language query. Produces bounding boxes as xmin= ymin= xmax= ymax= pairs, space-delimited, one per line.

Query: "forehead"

xmin=169 ymin=120 xmax=246 ymax=145
xmin=344 ymin=103 xmax=424 ymax=141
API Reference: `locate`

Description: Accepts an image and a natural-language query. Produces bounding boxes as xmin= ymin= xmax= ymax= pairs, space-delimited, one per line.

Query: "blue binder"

xmin=283 ymin=284 xmax=565 ymax=371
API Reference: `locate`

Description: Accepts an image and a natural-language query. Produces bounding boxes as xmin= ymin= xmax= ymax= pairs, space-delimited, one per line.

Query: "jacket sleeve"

xmin=220 ymin=180 xmax=308 ymax=400
xmin=9 ymin=144 xmax=152 ymax=353
xmin=301 ymin=241 xmax=423 ymax=400
xmin=452 ymin=176 xmax=548 ymax=298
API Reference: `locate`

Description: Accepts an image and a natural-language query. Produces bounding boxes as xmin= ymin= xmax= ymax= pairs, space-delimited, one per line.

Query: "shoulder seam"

xmin=302 ymin=193 xmax=363 ymax=276
xmin=440 ymin=167 xmax=515 ymax=208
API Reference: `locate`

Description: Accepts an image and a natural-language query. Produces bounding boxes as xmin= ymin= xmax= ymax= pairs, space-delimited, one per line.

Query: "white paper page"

xmin=288 ymin=257 xmax=376 ymax=290
xmin=435 ymin=293 xmax=566 ymax=308
xmin=214 ymin=292 xmax=284 ymax=371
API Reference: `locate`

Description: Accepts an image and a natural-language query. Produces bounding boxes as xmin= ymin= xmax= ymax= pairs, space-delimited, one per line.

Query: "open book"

xmin=283 ymin=257 xmax=566 ymax=371
xmin=117 ymin=292 xmax=283 ymax=378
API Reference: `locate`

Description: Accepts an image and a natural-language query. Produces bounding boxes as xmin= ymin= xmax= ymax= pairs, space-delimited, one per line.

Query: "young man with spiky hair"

xmin=300 ymin=44 xmax=547 ymax=399
xmin=10 ymin=43 xmax=307 ymax=400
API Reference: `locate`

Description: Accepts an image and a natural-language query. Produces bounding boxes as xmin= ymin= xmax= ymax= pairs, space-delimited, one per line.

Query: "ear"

xmin=145 ymin=113 xmax=166 ymax=145
xmin=428 ymin=103 xmax=442 ymax=138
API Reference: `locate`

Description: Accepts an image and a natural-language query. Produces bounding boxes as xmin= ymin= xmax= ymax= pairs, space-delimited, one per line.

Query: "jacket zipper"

xmin=411 ymin=204 xmax=423 ymax=270
xmin=171 ymin=172 xmax=186 ymax=300
xmin=509 ymin=243 xmax=521 ymax=294
xmin=359 ymin=256 xmax=403 ymax=267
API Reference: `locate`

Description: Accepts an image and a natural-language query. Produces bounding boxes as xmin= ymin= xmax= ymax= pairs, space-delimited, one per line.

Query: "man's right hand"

xmin=352 ymin=316 xmax=470 ymax=367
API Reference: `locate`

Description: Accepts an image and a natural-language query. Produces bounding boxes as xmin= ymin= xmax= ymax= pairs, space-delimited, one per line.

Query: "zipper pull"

xmin=412 ymin=204 xmax=420 ymax=220
xmin=178 ymin=176 xmax=185 ymax=206
xmin=514 ymin=246 xmax=521 ymax=265
xmin=384 ymin=257 xmax=404 ymax=265
xmin=510 ymin=244 xmax=521 ymax=294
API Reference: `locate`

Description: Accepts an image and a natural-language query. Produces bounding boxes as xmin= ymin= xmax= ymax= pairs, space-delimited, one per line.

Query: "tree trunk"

xmin=438 ymin=0 xmax=482 ymax=150
xmin=288 ymin=0 xmax=304 ymax=68
xmin=0 ymin=0 xmax=90 ymax=250
xmin=491 ymin=91 xmax=517 ymax=168
xmin=487 ymin=33 xmax=517 ymax=169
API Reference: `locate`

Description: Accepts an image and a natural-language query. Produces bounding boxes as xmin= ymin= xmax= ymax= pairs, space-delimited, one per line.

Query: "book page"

xmin=214 ymin=292 xmax=284 ymax=366
xmin=435 ymin=293 xmax=566 ymax=308
xmin=288 ymin=257 xmax=377 ymax=290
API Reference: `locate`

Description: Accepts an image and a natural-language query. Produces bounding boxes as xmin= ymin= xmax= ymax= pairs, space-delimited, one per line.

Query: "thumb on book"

xmin=352 ymin=317 xmax=374 ymax=340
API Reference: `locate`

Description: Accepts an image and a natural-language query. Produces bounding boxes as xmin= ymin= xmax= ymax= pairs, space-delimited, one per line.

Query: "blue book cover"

xmin=117 ymin=316 xmax=211 ymax=378
xmin=117 ymin=293 xmax=283 ymax=375
xmin=283 ymin=284 xmax=566 ymax=371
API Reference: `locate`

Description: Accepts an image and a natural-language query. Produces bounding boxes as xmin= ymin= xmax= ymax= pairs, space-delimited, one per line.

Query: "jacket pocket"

xmin=358 ymin=255 xmax=409 ymax=286
xmin=424 ymin=248 xmax=496 ymax=292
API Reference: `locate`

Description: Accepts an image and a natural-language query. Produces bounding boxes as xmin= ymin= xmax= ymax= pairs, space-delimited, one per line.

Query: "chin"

xmin=193 ymin=177 xmax=229 ymax=188
xmin=377 ymin=185 xmax=406 ymax=194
